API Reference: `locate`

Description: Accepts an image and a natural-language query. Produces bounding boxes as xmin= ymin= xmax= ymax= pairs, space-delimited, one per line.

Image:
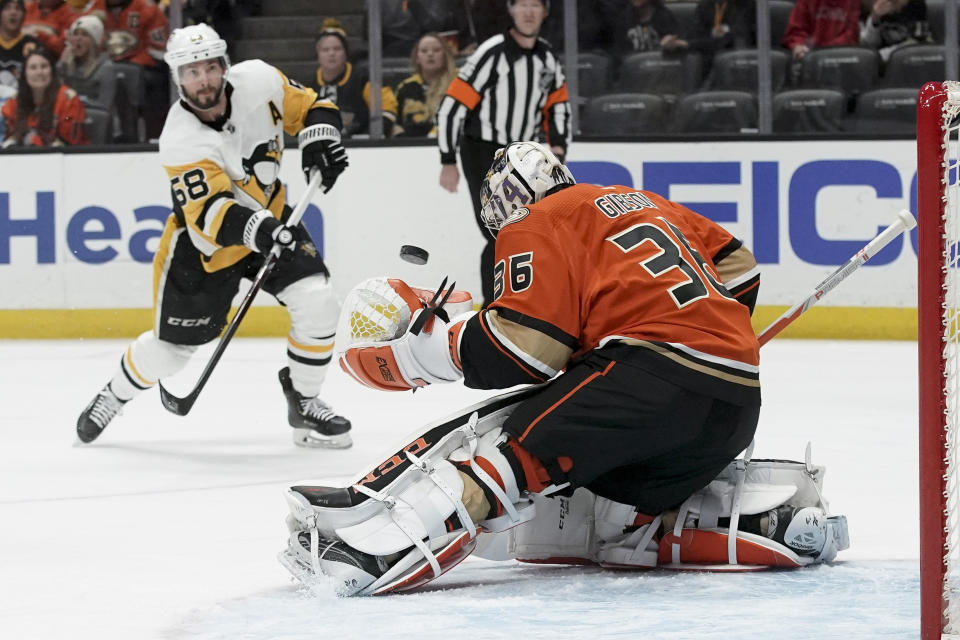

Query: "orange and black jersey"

xmin=455 ymin=183 xmax=761 ymax=405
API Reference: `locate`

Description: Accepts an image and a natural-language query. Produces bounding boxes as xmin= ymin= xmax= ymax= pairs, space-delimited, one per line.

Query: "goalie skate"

xmin=279 ymin=524 xmax=479 ymax=596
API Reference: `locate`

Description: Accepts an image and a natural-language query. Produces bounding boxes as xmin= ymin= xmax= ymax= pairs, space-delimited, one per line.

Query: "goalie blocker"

xmin=279 ymin=389 xmax=849 ymax=595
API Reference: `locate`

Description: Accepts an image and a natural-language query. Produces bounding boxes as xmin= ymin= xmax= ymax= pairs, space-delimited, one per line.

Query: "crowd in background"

xmin=0 ymin=0 xmax=946 ymax=148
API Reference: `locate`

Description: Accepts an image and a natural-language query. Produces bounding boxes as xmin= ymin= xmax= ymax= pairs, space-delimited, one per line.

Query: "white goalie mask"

xmin=164 ymin=23 xmax=230 ymax=109
xmin=479 ymin=141 xmax=575 ymax=234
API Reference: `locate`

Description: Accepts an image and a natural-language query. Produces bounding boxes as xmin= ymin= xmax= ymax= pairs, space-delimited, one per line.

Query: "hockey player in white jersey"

xmin=76 ymin=24 xmax=352 ymax=448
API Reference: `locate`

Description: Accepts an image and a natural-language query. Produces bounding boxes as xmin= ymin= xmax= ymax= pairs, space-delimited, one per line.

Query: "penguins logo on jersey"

xmin=241 ymin=135 xmax=281 ymax=197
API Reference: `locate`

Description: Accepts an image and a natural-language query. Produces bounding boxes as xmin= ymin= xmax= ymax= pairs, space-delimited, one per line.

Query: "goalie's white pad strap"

xmin=462 ymin=415 xmax=522 ymax=523
xmin=350 ymin=482 xmax=443 ymax=578
xmin=405 ymin=449 xmax=477 ymax=539
xmin=335 ymin=460 xmax=464 ymax=555
xmin=596 ymin=515 xmax=661 ymax=568
xmin=727 ymin=440 xmax=754 ymax=565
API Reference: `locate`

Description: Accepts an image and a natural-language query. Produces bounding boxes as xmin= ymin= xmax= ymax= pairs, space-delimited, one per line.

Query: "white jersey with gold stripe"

xmin=158 ymin=58 xmax=338 ymax=272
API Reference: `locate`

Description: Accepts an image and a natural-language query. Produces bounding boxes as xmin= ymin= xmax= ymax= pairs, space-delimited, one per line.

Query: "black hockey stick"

xmin=158 ymin=170 xmax=324 ymax=416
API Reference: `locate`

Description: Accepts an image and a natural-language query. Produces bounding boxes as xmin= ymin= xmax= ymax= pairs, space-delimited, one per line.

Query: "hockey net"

xmin=919 ymin=80 xmax=960 ymax=640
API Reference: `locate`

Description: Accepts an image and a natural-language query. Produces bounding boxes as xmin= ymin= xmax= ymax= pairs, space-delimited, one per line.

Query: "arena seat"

xmin=883 ymin=44 xmax=946 ymax=88
xmin=84 ymin=107 xmax=113 ymax=145
xmin=676 ymin=90 xmax=756 ymax=133
xmin=617 ymin=51 xmax=703 ymax=98
xmin=558 ymin=51 xmax=613 ymax=98
xmin=799 ymin=46 xmax=880 ymax=96
xmin=849 ymin=87 xmax=918 ymax=135
xmin=708 ymin=48 xmax=790 ymax=92
xmin=580 ymin=93 xmax=668 ymax=135
xmin=773 ymin=89 xmax=846 ymax=134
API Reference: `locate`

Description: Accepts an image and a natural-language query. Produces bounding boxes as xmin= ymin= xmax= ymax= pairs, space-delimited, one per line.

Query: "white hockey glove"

xmin=299 ymin=123 xmax=348 ymax=192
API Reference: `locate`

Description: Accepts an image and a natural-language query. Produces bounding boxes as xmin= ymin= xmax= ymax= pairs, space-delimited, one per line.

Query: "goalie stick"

xmin=158 ymin=170 xmax=324 ymax=416
xmin=756 ymin=208 xmax=917 ymax=346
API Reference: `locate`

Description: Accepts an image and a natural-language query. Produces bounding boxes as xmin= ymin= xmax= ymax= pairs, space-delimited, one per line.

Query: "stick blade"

xmin=158 ymin=381 xmax=197 ymax=416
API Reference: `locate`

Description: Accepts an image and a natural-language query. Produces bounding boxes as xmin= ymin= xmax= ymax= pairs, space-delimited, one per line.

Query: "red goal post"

xmin=919 ymin=80 xmax=960 ymax=640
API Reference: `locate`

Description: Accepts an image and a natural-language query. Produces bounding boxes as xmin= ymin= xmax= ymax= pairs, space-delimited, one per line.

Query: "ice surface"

xmin=0 ymin=339 xmax=920 ymax=639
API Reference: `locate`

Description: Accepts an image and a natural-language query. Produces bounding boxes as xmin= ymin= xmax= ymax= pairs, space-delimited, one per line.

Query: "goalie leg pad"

xmin=498 ymin=448 xmax=850 ymax=571
xmin=658 ymin=451 xmax=850 ymax=569
xmin=280 ymin=389 xmax=540 ymax=594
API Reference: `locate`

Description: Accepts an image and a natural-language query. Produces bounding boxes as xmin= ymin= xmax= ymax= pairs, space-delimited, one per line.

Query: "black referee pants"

xmin=459 ymin=136 xmax=502 ymax=306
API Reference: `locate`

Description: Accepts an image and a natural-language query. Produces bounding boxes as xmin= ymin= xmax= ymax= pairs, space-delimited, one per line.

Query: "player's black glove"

xmin=252 ymin=215 xmax=299 ymax=260
xmin=298 ymin=123 xmax=349 ymax=192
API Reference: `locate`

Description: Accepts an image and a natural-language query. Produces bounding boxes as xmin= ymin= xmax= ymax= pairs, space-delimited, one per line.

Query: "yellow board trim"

xmin=0 ymin=308 xmax=292 ymax=339
xmin=0 ymin=305 xmax=917 ymax=340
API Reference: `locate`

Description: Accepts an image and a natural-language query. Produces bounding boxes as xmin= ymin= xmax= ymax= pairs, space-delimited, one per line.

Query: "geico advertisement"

xmin=0 ymin=141 xmax=920 ymax=310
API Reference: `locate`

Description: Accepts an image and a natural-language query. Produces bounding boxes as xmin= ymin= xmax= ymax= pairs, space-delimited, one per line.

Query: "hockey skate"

xmin=278 ymin=367 xmax=352 ymax=449
xmin=76 ymin=384 xmax=127 ymax=443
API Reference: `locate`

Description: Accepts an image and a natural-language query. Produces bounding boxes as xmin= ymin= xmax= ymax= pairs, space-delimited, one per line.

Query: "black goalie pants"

xmin=502 ymin=343 xmax=760 ymax=515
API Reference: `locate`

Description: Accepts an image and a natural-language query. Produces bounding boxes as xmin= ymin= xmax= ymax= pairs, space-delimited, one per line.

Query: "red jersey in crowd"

xmin=2 ymin=83 xmax=89 ymax=145
xmin=782 ymin=0 xmax=860 ymax=49
xmin=90 ymin=0 xmax=166 ymax=67
xmin=23 ymin=1 xmax=76 ymax=56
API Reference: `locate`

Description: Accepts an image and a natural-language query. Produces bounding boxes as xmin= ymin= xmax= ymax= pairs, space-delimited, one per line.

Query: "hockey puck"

xmin=399 ymin=244 xmax=429 ymax=265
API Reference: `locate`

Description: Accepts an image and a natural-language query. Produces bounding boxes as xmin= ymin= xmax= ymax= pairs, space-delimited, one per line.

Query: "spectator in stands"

xmin=94 ymin=0 xmax=165 ymax=67
xmin=395 ymin=32 xmax=457 ymax=137
xmin=539 ymin=1 xmax=606 ymax=51
xmin=688 ymin=0 xmax=756 ymax=55
xmin=458 ymin=0 xmax=512 ymax=53
xmin=612 ymin=0 xmax=688 ymax=55
xmin=2 ymin=46 xmax=88 ymax=145
xmin=681 ymin=0 xmax=756 ymax=82
xmin=0 ymin=0 xmax=40 ymax=99
xmin=860 ymin=0 xmax=931 ymax=62
xmin=410 ymin=0 xmax=457 ymax=35
xmin=93 ymin=0 xmax=168 ymax=140
xmin=22 ymin=0 xmax=73 ymax=56
xmin=309 ymin=19 xmax=399 ymax=137
xmin=782 ymin=0 xmax=860 ymax=61
xmin=375 ymin=0 xmax=421 ymax=57
xmin=58 ymin=14 xmax=115 ymax=111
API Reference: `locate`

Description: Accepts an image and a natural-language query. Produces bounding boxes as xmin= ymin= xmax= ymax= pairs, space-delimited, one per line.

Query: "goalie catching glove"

xmin=337 ymin=277 xmax=473 ymax=391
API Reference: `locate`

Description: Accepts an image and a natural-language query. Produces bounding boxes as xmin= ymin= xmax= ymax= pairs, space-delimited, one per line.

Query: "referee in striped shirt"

xmin=437 ymin=0 xmax=571 ymax=305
